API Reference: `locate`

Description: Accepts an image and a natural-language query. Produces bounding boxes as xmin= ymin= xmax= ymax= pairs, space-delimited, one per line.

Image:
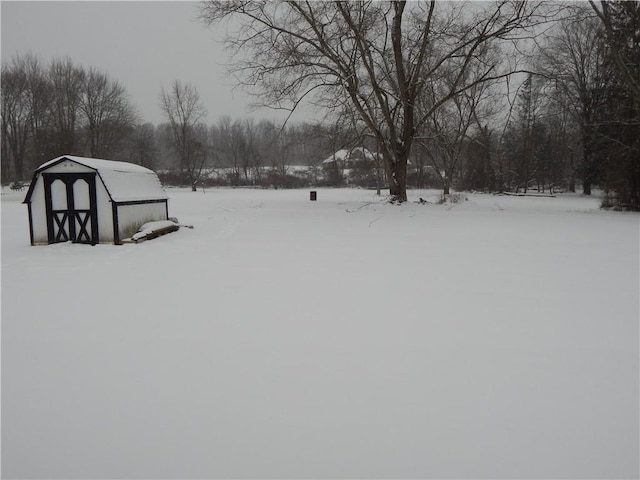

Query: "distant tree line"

xmin=0 ymin=52 xmax=368 ymax=188
xmin=1 ymin=54 xmax=138 ymax=180
xmin=2 ymin=2 xmax=638 ymax=209
xmin=489 ymin=1 xmax=639 ymax=209
xmin=199 ymin=0 xmax=639 ymax=210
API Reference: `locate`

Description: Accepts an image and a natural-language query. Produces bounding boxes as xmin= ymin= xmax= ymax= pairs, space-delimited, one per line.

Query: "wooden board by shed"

xmin=23 ymin=155 xmax=169 ymax=245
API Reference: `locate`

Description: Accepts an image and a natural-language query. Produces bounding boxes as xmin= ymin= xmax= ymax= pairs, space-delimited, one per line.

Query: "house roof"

xmin=28 ymin=155 xmax=168 ymax=203
xmin=321 ymin=147 xmax=376 ymax=165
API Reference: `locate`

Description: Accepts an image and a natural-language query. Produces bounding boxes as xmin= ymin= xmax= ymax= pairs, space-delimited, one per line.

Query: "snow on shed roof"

xmin=35 ymin=155 xmax=168 ymax=202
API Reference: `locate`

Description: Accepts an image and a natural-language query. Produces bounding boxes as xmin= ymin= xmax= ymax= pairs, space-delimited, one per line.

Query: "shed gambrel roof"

xmin=25 ymin=155 xmax=168 ymax=203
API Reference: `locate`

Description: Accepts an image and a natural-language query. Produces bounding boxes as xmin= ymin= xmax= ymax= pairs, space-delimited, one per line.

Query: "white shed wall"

xmin=28 ymin=174 xmax=48 ymax=245
xmin=116 ymin=202 xmax=168 ymax=241
xmin=95 ymin=181 xmax=114 ymax=243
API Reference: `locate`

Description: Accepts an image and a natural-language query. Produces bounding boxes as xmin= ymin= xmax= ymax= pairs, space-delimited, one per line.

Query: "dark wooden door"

xmin=43 ymin=173 xmax=98 ymax=244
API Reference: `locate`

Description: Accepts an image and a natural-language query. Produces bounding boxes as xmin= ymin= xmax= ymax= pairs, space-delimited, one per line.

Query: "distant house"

xmin=321 ymin=147 xmax=377 ymax=169
xmin=321 ymin=147 xmax=382 ymax=187
xmin=23 ymin=155 xmax=169 ymax=245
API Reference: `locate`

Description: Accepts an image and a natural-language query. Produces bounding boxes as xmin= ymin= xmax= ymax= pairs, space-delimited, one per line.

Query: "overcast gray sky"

xmin=1 ymin=1 xmax=312 ymax=125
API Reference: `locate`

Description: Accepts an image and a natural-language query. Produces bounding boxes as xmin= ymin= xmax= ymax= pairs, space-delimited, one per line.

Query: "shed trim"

xmin=112 ymin=202 xmax=120 ymax=245
xmin=43 ymin=172 xmax=99 ymax=244
xmin=27 ymin=203 xmax=35 ymax=245
xmin=114 ymin=199 xmax=169 ymax=206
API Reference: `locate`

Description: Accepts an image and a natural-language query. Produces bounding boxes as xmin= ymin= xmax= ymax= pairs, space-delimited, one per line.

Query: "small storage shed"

xmin=23 ymin=155 xmax=169 ymax=245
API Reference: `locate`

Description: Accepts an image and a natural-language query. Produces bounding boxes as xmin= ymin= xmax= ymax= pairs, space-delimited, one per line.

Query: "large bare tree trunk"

xmin=200 ymin=1 xmax=544 ymax=203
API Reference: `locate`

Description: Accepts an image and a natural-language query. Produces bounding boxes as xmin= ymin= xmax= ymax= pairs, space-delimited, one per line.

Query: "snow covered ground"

xmin=2 ymin=187 xmax=638 ymax=478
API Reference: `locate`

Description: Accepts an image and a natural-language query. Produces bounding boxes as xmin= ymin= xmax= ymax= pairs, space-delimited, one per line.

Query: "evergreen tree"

xmin=592 ymin=1 xmax=640 ymax=209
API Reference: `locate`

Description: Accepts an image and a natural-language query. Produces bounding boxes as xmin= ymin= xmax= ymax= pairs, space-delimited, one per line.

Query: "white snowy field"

xmin=1 ymin=187 xmax=638 ymax=479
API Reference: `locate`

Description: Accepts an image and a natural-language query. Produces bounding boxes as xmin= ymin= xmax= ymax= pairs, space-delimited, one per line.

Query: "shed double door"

xmin=43 ymin=173 xmax=98 ymax=244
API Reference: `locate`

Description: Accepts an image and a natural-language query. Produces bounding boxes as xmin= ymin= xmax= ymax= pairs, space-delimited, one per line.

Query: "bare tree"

xmin=159 ymin=80 xmax=208 ymax=191
xmin=216 ymin=116 xmax=247 ymax=185
xmin=127 ymin=122 xmax=157 ymax=168
xmin=417 ymin=65 xmax=496 ymax=195
xmin=537 ymin=5 xmax=607 ymax=194
xmin=80 ymin=67 xmax=138 ymax=158
xmin=589 ymin=0 xmax=640 ymax=104
xmin=541 ymin=84 xmax=580 ymax=192
xmin=2 ymin=52 xmax=145 ymax=178
xmin=1 ymin=56 xmax=32 ymax=181
xmin=587 ymin=0 xmax=640 ymax=209
xmin=47 ymin=57 xmax=84 ymax=155
xmin=200 ymin=0 xmax=548 ymax=201
xmin=254 ymin=119 xmax=281 ymax=184
xmin=22 ymin=54 xmax=54 ymax=169
xmin=241 ymin=118 xmax=260 ymax=183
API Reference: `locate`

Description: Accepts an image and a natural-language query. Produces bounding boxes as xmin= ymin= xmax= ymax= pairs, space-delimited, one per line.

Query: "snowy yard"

xmin=2 ymin=187 xmax=638 ymax=479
